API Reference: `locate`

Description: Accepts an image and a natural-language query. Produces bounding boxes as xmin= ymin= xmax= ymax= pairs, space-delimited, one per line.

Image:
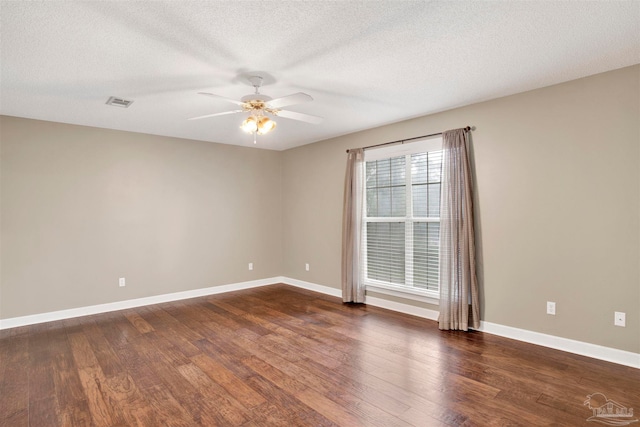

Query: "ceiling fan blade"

xmin=188 ymin=110 xmax=244 ymax=120
xmin=197 ymin=92 xmax=245 ymax=106
xmin=267 ymin=92 xmax=313 ymax=109
xmin=275 ymin=109 xmax=324 ymax=124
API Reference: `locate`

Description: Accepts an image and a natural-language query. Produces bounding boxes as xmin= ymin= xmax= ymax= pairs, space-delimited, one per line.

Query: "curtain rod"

xmin=346 ymin=126 xmax=471 ymax=153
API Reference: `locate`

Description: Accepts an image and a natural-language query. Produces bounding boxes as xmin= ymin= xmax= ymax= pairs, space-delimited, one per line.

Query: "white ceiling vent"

xmin=106 ymin=96 xmax=134 ymax=108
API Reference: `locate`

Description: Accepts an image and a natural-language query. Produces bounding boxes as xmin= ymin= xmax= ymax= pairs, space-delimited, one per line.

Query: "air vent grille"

xmin=106 ymin=96 xmax=134 ymax=108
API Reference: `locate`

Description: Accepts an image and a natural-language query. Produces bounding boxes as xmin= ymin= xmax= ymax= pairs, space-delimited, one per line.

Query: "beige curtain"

xmin=341 ymin=148 xmax=365 ymax=303
xmin=438 ymin=128 xmax=480 ymax=330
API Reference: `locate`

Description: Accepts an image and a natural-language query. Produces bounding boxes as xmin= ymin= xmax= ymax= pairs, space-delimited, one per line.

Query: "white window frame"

xmin=362 ymin=136 xmax=442 ymax=305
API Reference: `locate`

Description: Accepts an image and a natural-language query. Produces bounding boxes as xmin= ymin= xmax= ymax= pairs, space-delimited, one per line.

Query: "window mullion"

xmin=405 ymin=154 xmax=413 ymax=288
xmin=361 ymin=180 xmax=368 ymax=285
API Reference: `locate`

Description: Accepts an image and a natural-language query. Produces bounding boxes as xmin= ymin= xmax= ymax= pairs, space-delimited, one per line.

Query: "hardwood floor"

xmin=1 ymin=284 xmax=638 ymax=426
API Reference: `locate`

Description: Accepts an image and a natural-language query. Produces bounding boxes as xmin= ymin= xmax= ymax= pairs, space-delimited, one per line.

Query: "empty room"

xmin=1 ymin=1 xmax=639 ymax=426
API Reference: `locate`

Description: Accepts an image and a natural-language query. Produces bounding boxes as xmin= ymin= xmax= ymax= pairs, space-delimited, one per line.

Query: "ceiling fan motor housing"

xmin=241 ymin=93 xmax=273 ymax=103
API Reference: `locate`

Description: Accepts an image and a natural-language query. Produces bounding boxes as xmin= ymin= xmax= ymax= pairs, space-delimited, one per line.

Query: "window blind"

xmin=363 ymin=146 xmax=442 ymax=293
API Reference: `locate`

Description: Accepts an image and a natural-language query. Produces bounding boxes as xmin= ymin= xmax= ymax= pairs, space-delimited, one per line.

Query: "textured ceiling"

xmin=1 ymin=1 xmax=639 ymax=151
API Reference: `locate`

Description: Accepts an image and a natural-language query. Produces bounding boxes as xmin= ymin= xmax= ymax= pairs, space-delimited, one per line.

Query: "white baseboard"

xmin=2 ymin=276 xmax=638 ymax=369
xmin=477 ymin=321 xmax=640 ymax=369
xmin=364 ymin=295 xmax=440 ymax=321
xmin=0 ymin=277 xmax=279 ymax=330
xmin=278 ymin=277 xmax=342 ymax=298
xmin=278 ymin=277 xmax=436 ymax=320
xmin=280 ymin=277 xmax=639 ymax=369
xmin=279 ymin=277 xmax=439 ymax=320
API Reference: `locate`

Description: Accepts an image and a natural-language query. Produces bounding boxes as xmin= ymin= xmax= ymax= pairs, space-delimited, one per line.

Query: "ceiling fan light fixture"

xmin=241 ymin=116 xmax=258 ymax=133
xmin=257 ymin=117 xmax=276 ymax=135
xmin=191 ymin=73 xmax=323 ymax=142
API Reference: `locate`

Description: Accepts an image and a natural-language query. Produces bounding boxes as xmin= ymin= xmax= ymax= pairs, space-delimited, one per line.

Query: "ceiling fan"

xmin=188 ymin=75 xmax=323 ymax=143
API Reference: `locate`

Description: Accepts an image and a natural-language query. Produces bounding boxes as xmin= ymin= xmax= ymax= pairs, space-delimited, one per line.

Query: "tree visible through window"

xmin=362 ymin=139 xmax=442 ymax=295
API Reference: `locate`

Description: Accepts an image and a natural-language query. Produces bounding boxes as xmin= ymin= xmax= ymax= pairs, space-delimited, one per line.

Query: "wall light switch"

xmin=248 ymin=263 xmax=253 ymax=271
xmin=305 ymin=263 xmax=310 ymax=271
xmin=119 ymin=277 xmax=126 ymax=287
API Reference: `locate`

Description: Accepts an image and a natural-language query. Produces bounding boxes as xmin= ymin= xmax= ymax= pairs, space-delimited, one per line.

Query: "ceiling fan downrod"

xmin=248 ymin=76 xmax=263 ymax=93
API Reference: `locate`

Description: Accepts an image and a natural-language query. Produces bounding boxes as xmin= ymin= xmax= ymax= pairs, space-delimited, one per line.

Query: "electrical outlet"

xmin=248 ymin=262 xmax=253 ymax=271
xmin=614 ymin=312 xmax=626 ymax=327
xmin=119 ymin=277 xmax=126 ymax=287
xmin=305 ymin=263 xmax=310 ymax=271
xmin=546 ymin=301 xmax=556 ymax=315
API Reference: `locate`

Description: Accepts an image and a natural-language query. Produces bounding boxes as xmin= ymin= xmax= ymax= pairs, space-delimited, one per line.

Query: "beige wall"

xmin=1 ymin=65 xmax=638 ymax=355
xmin=282 ymin=65 xmax=640 ymax=354
xmin=0 ymin=117 xmax=283 ymax=318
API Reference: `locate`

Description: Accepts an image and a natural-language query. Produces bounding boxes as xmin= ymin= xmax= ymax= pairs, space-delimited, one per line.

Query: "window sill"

xmin=365 ymin=283 xmax=439 ymax=305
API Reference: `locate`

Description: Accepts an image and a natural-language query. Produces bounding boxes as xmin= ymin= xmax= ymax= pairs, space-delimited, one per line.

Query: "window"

xmin=362 ymin=137 xmax=442 ymax=302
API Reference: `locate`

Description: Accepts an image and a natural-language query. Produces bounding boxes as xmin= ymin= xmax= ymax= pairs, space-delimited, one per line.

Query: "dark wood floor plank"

xmin=59 ymin=400 xmax=93 ymax=427
xmin=80 ymin=321 xmax=127 ymax=378
xmin=104 ymin=371 xmax=162 ymax=426
xmin=143 ymin=385 xmax=197 ymax=427
xmin=121 ymin=333 xmax=207 ymax=425
xmin=177 ymin=362 xmax=249 ymax=426
xmin=29 ymin=396 xmax=61 ymax=427
xmin=241 ymin=375 xmax=336 ymax=427
xmin=191 ymin=353 xmax=266 ymax=409
xmin=52 ymin=340 xmax=92 ymax=424
xmin=0 ymin=334 xmax=30 ymax=427
xmin=155 ymin=303 xmax=208 ymax=341
xmin=73 ymin=365 xmax=115 ymax=426
xmin=68 ymin=331 xmax=129 ymax=426
xmin=240 ymin=354 xmax=308 ymax=394
xmin=244 ymin=354 xmax=415 ymax=427
xmin=28 ymin=329 xmax=58 ymax=402
xmin=294 ymin=387 xmax=365 ymax=426
xmin=192 ymin=336 xmax=259 ymax=381
xmin=124 ymin=312 xmax=155 ymax=334
xmin=100 ymin=318 xmax=165 ymax=393
xmin=2 ymin=283 xmax=639 ymax=426
xmin=233 ymin=326 xmax=464 ymax=426
xmin=579 ymin=370 xmax=640 ymax=400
